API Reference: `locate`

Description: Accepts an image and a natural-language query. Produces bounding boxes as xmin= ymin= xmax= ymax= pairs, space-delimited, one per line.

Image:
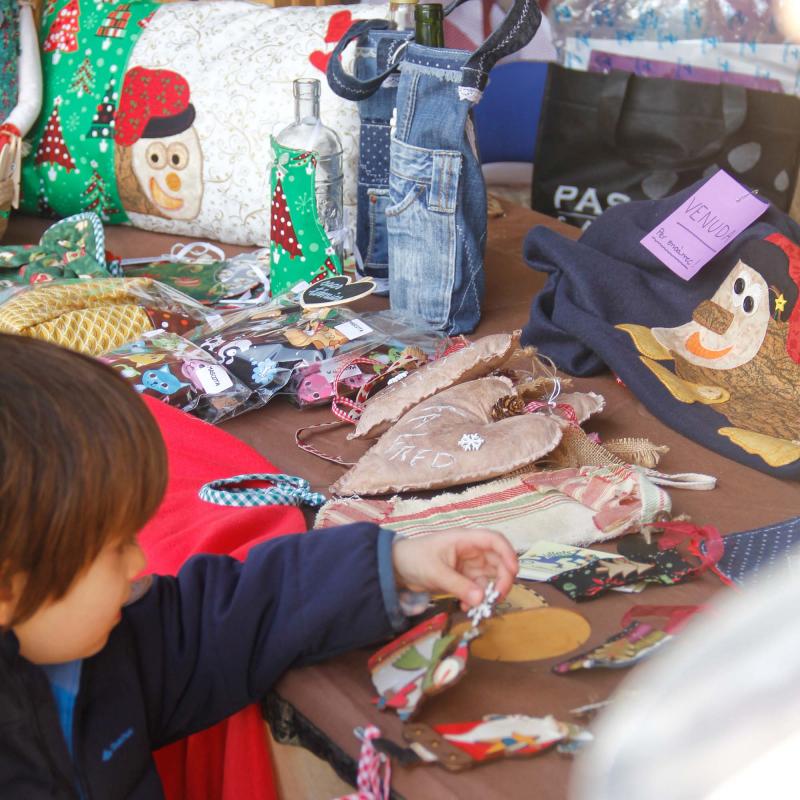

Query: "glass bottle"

xmin=275 ymin=78 xmax=344 ymax=263
xmin=414 ymin=3 xmax=444 ymax=47
xmin=388 ymin=0 xmax=418 ymax=31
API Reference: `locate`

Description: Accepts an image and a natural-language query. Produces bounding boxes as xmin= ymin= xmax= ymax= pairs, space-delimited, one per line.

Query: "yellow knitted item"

xmin=0 ymin=278 xmax=155 ymax=355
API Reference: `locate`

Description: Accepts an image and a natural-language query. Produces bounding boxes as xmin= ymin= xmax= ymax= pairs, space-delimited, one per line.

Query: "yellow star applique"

xmin=775 ymin=293 xmax=787 ymax=314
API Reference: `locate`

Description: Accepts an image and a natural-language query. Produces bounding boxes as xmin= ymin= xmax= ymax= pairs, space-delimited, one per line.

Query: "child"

xmin=0 ymin=333 xmax=517 ymax=799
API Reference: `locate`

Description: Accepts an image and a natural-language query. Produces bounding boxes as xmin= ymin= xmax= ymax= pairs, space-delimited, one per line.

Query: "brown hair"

xmin=0 ymin=334 xmax=168 ymax=625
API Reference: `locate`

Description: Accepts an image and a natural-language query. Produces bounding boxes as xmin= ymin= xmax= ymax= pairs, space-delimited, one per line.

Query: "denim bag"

xmin=328 ymin=0 xmax=541 ymax=333
xmin=336 ymin=28 xmax=411 ymax=295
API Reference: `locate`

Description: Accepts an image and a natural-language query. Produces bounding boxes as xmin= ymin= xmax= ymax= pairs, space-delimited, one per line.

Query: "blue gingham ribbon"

xmin=198 ymin=473 xmax=325 ymax=508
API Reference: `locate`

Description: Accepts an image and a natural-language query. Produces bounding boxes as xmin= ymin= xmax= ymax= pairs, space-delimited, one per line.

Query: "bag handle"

xmin=450 ymin=0 xmax=542 ymax=94
xmin=327 ymin=19 xmax=409 ymax=102
xmin=597 ymin=70 xmax=747 ymax=169
xmin=328 ymin=0 xmax=542 ymax=101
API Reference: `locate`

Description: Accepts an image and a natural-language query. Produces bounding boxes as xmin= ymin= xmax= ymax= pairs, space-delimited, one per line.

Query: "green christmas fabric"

xmin=269 ymin=138 xmax=342 ymax=296
xmin=20 ymin=0 xmax=157 ymax=222
xmin=121 ymin=260 xmax=262 ymax=306
xmin=0 ymin=211 xmax=112 ymax=287
xmin=0 ymin=0 xmax=19 ymax=123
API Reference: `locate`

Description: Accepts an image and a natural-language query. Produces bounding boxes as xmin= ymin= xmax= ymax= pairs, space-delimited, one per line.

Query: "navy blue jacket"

xmin=0 ymin=524 xmax=401 ymax=798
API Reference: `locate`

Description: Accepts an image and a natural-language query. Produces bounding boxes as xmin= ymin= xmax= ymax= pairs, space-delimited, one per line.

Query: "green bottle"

xmin=414 ymin=3 xmax=444 ymax=47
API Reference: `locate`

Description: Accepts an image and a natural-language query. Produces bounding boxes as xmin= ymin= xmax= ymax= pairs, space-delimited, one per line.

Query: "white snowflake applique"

xmin=251 ymin=357 xmax=280 ymax=386
xmin=458 ymin=432 xmax=485 ymax=452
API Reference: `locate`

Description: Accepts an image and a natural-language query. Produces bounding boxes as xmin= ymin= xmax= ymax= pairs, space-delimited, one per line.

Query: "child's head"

xmin=0 ymin=334 xmax=167 ymax=661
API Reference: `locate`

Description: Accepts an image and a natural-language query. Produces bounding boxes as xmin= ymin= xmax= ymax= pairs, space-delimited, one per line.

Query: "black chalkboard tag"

xmin=300 ymin=276 xmax=377 ymax=308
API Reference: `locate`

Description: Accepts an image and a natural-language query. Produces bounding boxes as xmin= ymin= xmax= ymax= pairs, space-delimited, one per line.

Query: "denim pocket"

xmin=386 ymin=138 xmax=462 ymax=331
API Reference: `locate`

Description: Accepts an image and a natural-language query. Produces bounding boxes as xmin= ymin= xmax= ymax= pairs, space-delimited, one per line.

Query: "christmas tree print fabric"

xmin=269 ymin=138 xmax=342 ymax=296
xmin=0 ymin=0 xmax=19 ymax=123
xmin=22 ymin=0 xmax=157 ymax=223
xmin=0 ymin=211 xmax=112 ymax=287
xmin=20 ymin=1 xmax=373 ymax=246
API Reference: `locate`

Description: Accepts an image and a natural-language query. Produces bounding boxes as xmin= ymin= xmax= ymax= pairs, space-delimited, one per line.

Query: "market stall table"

xmin=5 ymin=204 xmax=798 ymax=799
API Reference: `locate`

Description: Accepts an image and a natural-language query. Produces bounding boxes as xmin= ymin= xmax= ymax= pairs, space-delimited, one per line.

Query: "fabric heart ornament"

xmin=324 ymin=9 xmax=353 ymax=43
xmin=331 ymin=376 xmax=564 ymax=496
xmin=351 ymin=331 xmax=520 ymax=440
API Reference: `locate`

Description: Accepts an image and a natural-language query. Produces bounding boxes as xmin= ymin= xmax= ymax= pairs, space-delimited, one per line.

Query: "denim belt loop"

xmin=430 ymin=152 xmax=462 ymax=214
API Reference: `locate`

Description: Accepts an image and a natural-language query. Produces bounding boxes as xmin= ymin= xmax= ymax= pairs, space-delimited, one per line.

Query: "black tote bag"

xmin=532 ymin=65 xmax=800 ymax=230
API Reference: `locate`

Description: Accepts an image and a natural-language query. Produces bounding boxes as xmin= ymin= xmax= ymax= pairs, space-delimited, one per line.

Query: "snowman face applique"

xmin=131 ymin=127 xmax=204 ymax=221
xmin=651 ymin=261 xmax=773 ymax=370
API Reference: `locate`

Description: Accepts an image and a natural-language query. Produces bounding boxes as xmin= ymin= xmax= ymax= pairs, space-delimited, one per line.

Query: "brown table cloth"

xmin=6 ymin=205 xmax=799 ymax=799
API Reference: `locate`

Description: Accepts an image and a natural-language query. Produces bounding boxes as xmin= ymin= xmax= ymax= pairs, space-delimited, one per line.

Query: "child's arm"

xmin=123 ymin=523 xmax=515 ymax=748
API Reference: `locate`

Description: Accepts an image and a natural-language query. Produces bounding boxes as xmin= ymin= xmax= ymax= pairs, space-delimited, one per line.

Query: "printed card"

xmin=518 ymin=541 xmax=621 ymax=582
xmin=335 ymin=318 xmax=373 ymax=341
xmin=641 ymin=170 xmax=768 ymax=280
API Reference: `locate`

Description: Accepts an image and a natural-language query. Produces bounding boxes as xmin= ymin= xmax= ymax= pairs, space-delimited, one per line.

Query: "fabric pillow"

xmin=351 ymin=330 xmax=520 ymax=440
xmin=521 ymin=179 xmax=800 ymax=479
xmin=332 ymin=376 xmax=565 ymax=496
xmin=22 ymin=1 xmax=372 ymax=245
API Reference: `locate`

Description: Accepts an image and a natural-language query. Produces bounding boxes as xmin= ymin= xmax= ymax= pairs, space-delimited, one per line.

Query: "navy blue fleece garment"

xmin=521 ymin=177 xmax=800 ymax=479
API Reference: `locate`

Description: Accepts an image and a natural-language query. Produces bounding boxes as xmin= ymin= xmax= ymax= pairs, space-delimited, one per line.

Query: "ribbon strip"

xmin=336 ymin=726 xmax=392 ymax=800
xmin=198 ymin=473 xmax=325 ymax=508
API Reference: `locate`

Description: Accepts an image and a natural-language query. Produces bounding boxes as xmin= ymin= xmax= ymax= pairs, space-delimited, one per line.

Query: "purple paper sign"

xmin=640 ymin=170 xmax=769 ymax=280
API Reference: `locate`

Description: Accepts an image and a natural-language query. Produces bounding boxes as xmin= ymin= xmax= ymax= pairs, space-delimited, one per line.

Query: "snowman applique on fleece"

xmin=113 ymin=66 xmax=204 ymax=222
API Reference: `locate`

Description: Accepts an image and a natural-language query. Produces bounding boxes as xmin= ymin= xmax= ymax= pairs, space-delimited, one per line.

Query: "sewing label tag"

xmin=194 ymin=364 xmax=234 ymax=395
xmin=335 ymin=319 xmax=373 ymax=340
xmin=640 ymin=170 xmax=769 ymax=280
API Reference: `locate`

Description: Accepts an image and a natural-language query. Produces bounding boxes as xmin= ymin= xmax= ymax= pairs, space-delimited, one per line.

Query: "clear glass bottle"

xmin=275 ymin=78 xmax=344 ymax=263
xmin=388 ymin=0 xmax=418 ymax=31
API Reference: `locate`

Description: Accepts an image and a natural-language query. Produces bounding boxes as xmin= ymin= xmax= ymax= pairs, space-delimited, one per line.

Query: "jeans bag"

xmin=328 ymin=0 xmax=542 ymax=334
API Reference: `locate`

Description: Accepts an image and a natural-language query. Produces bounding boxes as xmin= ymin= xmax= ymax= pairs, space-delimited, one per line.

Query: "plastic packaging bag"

xmin=0 ymin=276 xmax=220 ymax=355
xmin=189 ymin=304 xmax=387 ymax=408
xmin=101 ymin=330 xmax=252 ymax=424
xmin=287 ymin=310 xmax=441 ymax=408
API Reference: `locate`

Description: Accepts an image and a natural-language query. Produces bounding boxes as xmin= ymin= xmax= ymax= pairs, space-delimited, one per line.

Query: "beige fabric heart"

xmin=332 ymin=376 xmax=564 ymax=496
xmin=350 ymin=331 xmax=520 ymax=440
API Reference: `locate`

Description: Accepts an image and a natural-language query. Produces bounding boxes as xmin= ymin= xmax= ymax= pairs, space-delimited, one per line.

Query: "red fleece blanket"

xmin=139 ymin=397 xmax=306 ymax=800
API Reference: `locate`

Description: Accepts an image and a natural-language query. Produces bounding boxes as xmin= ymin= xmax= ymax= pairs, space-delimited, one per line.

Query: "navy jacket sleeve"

xmin=123 ymin=523 xmax=399 ymax=748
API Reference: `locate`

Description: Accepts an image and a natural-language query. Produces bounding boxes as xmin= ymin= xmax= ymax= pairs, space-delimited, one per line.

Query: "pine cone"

xmin=491 ymin=394 xmax=526 ymax=420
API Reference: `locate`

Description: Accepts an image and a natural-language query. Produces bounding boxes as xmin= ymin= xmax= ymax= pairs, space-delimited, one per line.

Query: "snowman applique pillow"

xmin=21 ymin=0 xmax=373 ymax=246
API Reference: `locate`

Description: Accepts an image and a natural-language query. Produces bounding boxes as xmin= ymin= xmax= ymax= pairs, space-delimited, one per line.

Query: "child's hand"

xmin=392 ymin=529 xmax=518 ymax=611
